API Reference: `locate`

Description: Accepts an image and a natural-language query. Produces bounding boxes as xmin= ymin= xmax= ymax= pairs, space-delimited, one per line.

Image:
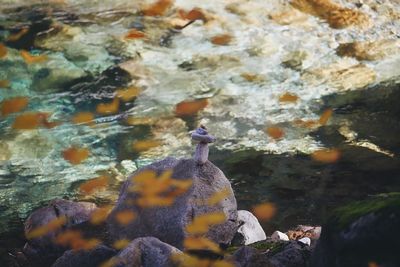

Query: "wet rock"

xmin=282 ymin=51 xmax=308 ymax=71
xmin=108 ymin=237 xmax=182 ymax=267
xmin=311 ymin=193 xmax=400 ymax=267
xmin=23 ymin=199 xmax=97 ymax=266
xmin=52 ymin=245 xmax=116 ymax=267
xmin=230 ymin=246 xmax=271 ymax=267
xmin=233 ymin=210 xmax=266 ymax=246
xmin=271 ymin=231 xmax=289 ymax=242
xmin=269 ymin=241 xmax=312 ymax=267
xmin=107 ymin=157 xmax=239 ymax=249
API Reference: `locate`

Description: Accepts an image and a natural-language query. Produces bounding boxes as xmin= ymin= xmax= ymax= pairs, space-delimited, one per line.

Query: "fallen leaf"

xmin=26 ymin=216 xmax=67 ymax=239
xmin=1 ymin=97 xmax=29 ymax=116
xmin=12 ymin=113 xmax=42 ymax=130
xmin=7 ymin=28 xmax=29 ymax=42
xmin=116 ymin=87 xmax=141 ymax=101
xmin=143 ymin=0 xmax=173 ymax=16
xmin=96 ymin=98 xmax=119 ymax=115
xmin=126 ymin=116 xmax=155 ymax=126
xmin=89 ymin=206 xmax=113 ymax=225
xmin=293 ymin=119 xmax=319 ymax=129
xmin=112 ymin=239 xmax=131 ymax=250
xmin=279 ymin=92 xmax=299 ymax=103
xmin=72 ymin=112 xmax=95 ymax=125
xmin=124 ymin=29 xmax=146 ymax=40
xmin=132 ymin=140 xmax=162 ymax=152
xmin=211 ymin=34 xmax=232 ymax=46
xmin=252 ymin=203 xmax=277 ymax=221
xmin=55 ymin=230 xmax=101 ymax=250
xmin=0 ymin=43 xmax=7 ymax=58
xmin=266 ymin=126 xmax=284 ymax=140
xmin=115 ymin=210 xmax=136 ymax=225
xmin=311 ymin=148 xmax=340 ymax=163
xmin=186 ymin=212 xmax=226 ymax=234
xmin=207 ymin=188 xmax=231 ymax=206
xmin=178 ymin=8 xmax=206 ymax=22
xmin=184 ymin=237 xmax=221 ymax=253
xmin=319 ymin=108 xmax=333 ymax=125
xmin=62 ymin=147 xmax=90 ymax=164
xmin=0 ymin=80 xmax=10 ymax=88
xmin=20 ymin=50 xmax=48 ymax=64
xmin=79 ymin=176 xmax=109 ymax=194
xmin=175 ymin=99 xmax=208 ymax=116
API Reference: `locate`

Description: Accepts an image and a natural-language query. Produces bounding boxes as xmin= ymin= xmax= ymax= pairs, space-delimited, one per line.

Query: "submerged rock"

xmin=107 ymin=156 xmax=239 ymax=249
xmin=311 ymin=193 xmax=400 ymax=267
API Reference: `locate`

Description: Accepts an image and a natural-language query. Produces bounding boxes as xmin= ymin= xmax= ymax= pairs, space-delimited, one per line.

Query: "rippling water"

xmin=1 ymin=0 xmax=400 ymax=262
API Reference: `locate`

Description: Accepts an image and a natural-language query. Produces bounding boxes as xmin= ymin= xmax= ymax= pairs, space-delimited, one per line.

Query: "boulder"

xmin=22 ymin=199 xmax=97 ymax=266
xmin=311 ymin=193 xmax=400 ymax=267
xmin=232 ymin=210 xmax=266 ymax=245
xmin=52 ymin=245 xmax=116 ymax=267
xmin=109 ymin=237 xmax=182 ymax=267
xmin=107 ymin=157 xmax=239 ymax=249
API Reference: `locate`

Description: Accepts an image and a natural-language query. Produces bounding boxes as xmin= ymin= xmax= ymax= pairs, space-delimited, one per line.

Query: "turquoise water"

xmin=1 ymin=0 xmax=400 ymax=264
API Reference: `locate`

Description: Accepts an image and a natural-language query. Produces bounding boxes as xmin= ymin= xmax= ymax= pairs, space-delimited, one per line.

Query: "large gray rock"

xmin=110 ymin=237 xmax=182 ymax=267
xmin=22 ymin=199 xmax=97 ymax=266
xmin=52 ymin=245 xmax=116 ymax=267
xmin=107 ymin=157 xmax=239 ymax=249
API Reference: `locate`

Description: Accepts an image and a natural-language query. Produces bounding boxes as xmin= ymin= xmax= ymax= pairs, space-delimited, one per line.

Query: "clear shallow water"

xmin=0 ymin=0 xmax=400 ymax=262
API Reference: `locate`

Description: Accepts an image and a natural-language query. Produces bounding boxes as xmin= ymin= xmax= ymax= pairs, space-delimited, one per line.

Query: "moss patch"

xmin=332 ymin=192 xmax=400 ymax=228
xmin=226 ymin=240 xmax=285 ymax=256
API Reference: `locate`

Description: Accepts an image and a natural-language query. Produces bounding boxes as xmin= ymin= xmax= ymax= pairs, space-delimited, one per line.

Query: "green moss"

xmin=226 ymin=240 xmax=284 ymax=256
xmin=333 ymin=192 xmax=400 ymax=228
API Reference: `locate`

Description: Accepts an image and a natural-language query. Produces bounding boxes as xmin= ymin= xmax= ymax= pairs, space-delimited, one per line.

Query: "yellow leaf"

xmin=319 ymin=108 xmax=333 ymax=125
xmin=79 ymin=176 xmax=109 ymax=194
xmin=184 ymin=237 xmax=221 ymax=253
xmin=252 ymin=203 xmax=277 ymax=221
xmin=26 ymin=216 xmax=67 ymax=239
xmin=112 ymin=239 xmax=131 ymax=250
xmin=96 ymin=98 xmax=119 ymax=115
xmin=311 ymin=148 xmax=340 ymax=163
xmin=132 ymin=140 xmax=161 ymax=152
xmin=115 ymin=210 xmax=136 ymax=225
xmin=185 ymin=212 xmax=226 ymax=234
xmin=207 ymin=188 xmax=231 ymax=206
xmin=72 ymin=112 xmax=95 ymax=125
xmin=62 ymin=147 xmax=90 ymax=165
xmin=116 ymin=87 xmax=141 ymax=102
xmin=20 ymin=50 xmax=48 ymax=64
xmin=89 ymin=206 xmax=113 ymax=225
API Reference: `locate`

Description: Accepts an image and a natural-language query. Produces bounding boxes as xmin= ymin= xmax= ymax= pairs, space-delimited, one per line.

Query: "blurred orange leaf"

xmin=279 ymin=92 xmax=299 ymax=103
xmin=143 ymin=0 xmax=173 ymax=16
xmin=72 ymin=112 xmax=95 ymax=125
xmin=12 ymin=113 xmax=43 ymax=130
xmin=1 ymin=97 xmax=29 ymax=116
xmin=207 ymin=187 xmax=231 ymax=206
xmin=184 ymin=237 xmax=221 ymax=253
xmin=0 ymin=80 xmax=9 ymax=88
xmin=252 ymin=203 xmax=277 ymax=221
xmin=266 ymin=126 xmax=284 ymax=140
xmin=26 ymin=216 xmax=67 ymax=239
xmin=112 ymin=239 xmax=131 ymax=250
xmin=124 ymin=29 xmax=146 ymax=40
xmin=55 ymin=230 xmax=101 ymax=250
xmin=186 ymin=212 xmax=226 ymax=234
xmin=211 ymin=34 xmax=232 ymax=46
xmin=132 ymin=140 xmax=161 ymax=152
xmin=116 ymin=87 xmax=141 ymax=101
xmin=7 ymin=28 xmax=28 ymax=42
xmin=178 ymin=8 xmax=206 ymax=22
xmin=319 ymin=108 xmax=333 ymax=125
xmin=0 ymin=43 xmax=7 ymax=58
xmin=79 ymin=176 xmax=109 ymax=194
xmin=293 ymin=119 xmax=319 ymax=129
xmin=175 ymin=99 xmax=208 ymax=116
xmin=126 ymin=116 xmax=154 ymax=126
xmin=115 ymin=210 xmax=136 ymax=225
xmin=89 ymin=206 xmax=113 ymax=225
xmin=96 ymin=98 xmax=119 ymax=115
xmin=62 ymin=147 xmax=90 ymax=165
xmin=311 ymin=148 xmax=340 ymax=163
xmin=20 ymin=50 xmax=48 ymax=64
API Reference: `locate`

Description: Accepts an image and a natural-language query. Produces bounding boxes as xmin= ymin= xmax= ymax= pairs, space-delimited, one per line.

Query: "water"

xmin=1 ymin=0 xmax=400 ymax=263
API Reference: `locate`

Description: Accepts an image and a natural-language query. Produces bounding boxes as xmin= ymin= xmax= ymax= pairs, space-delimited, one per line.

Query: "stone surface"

xmin=311 ymin=193 xmax=400 ymax=267
xmin=22 ymin=199 xmax=97 ymax=266
xmin=52 ymin=245 xmax=116 ymax=267
xmin=271 ymin=231 xmax=289 ymax=242
xmin=234 ymin=210 xmax=266 ymax=245
xmin=109 ymin=237 xmax=182 ymax=267
xmin=298 ymin=237 xmax=311 ymax=246
xmin=107 ymin=157 xmax=239 ymax=249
